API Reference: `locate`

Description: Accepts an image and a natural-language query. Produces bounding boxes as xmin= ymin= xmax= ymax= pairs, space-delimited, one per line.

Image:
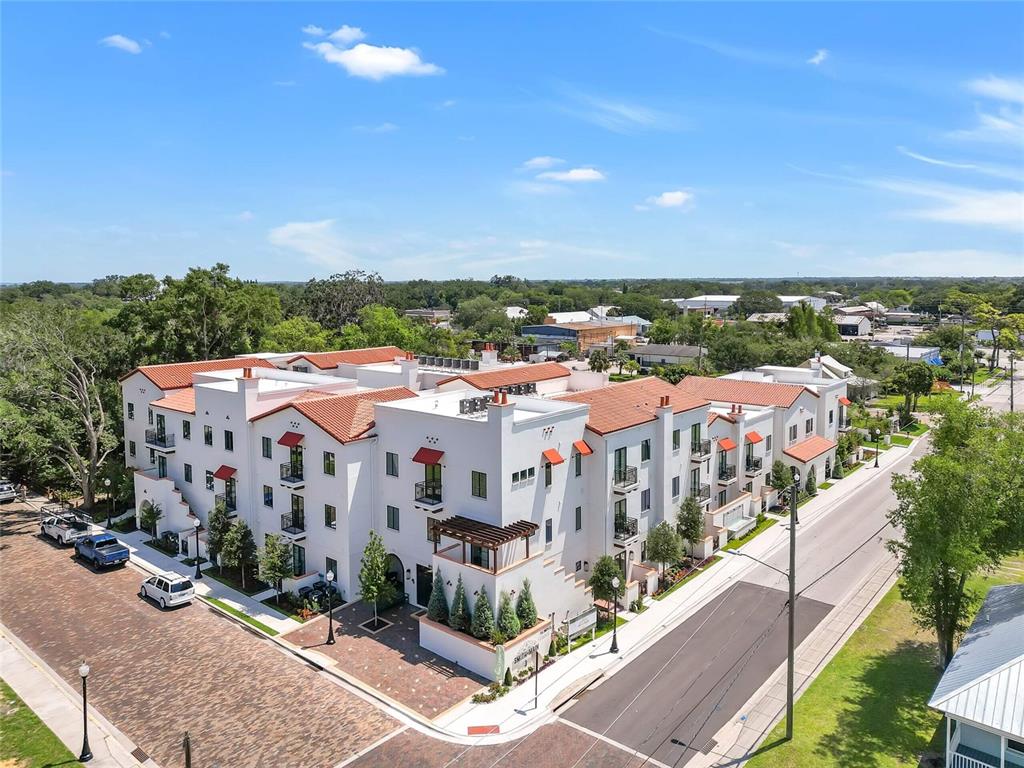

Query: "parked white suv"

xmin=0 ymin=480 xmax=18 ymax=503
xmin=139 ymin=573 xmax=195 ymax=608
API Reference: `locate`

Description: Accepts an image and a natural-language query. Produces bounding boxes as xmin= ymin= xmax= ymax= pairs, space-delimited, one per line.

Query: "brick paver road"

xmin=0 ymin=505 xmax=396 ymax=768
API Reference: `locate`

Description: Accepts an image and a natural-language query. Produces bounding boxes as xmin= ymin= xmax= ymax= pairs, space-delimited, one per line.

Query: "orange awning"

xmin=542 ymin=448 xmax=565 ymax=465
xmin=745 ymin=431 xmax=764 ymax=444
xmin=839 ymin=396 xmax=852 ymax=406
xmin=719 ymin=438 xmax=737 ymax=452
xmin=212 ymin=465 xmax=237 ymax=480
xmin=277 ymin=431 xmax=304 ymax=447
xmin=412 ymin=447 xmax=444 ymax=465
xmin=573 ymin=440 xmax=593 ymax=456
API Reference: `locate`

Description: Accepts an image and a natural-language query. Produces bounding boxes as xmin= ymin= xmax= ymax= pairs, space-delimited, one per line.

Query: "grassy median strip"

xmin=204 ymin=597 xmax=279 ymax=636
xmin=0 ymin=678 xmax=77 ymax=767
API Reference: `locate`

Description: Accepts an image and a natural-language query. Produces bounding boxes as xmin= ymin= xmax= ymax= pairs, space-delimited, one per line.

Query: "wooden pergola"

xmin=433 ymin=516 xmax=539 ymax=573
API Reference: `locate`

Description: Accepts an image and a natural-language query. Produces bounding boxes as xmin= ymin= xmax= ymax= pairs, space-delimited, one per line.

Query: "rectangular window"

xmin=205 ymin=470 xmax=214 ymax=491
xmin=326 ymin=557 xmax=338 ymax=581
xmin=293 ymin=365 xmax=309 ymax=373
xmin=805 ymin=418 xmax=813 ymax=435
xmin=386 ymin=505 xmax=400 ymax=531
xmin=575 ymin=505 xmax=583 ymax=531
xmin=528 ymin=466 xmax=535 ymax=479
xmin=512 ymin=470 xmax=520 ymax=484
xmin=157 ymin=455 xmax=167 ymax=479
xmin=672 ymin=475 xmax=680 ymax=498
xmin=262 ymin=436 xmax=272 ymax=459
xmin=672 ymin=429 xmax=681 ymax=451
xmin=323 ymin=451 xmax=336 ymax=476
xmin=718 ymin=490 xmax=727 ymax=507
xmin=129 ymin=440 xmax=136 ymax=458
xmin=386 ymin=451 xmax=398 ymax=477
xmin=182 ymin=420 xmax=191 ymax=440
xmin=765 ymin=435 xmax=772 ymax=452
xmin=427 ymin=518 xmax=440 ymax=543
xmin=641 ymin=439 xmax=651 ymax=462
xmin=690 ymin=423 xmax=701 ymax=449
xmin=828 ymin=409 xmax=834 ymax=425
xmin=184 ymin=463 xmax=193 ymax=484
xmin=224 ymin=430 xmax=234 ymax=451
xmin=574 ymin=451 xmax=582 ymax=477
xmin=204 ymin=425 xmax=213 ymax=446
xmin=471 ymin=470 xmax=487 ymax=498
xmin=545 ymin=462 xmax=553 ymax=487
xmin=545 ymin=518 xmax=553 ymax=545
xmin=470 ymin=544 xmax=490 ymax=569
xmin=263 ymin=485 xmax=273 ymax=507
xmin=641 ymin=488 xmax=651 ymax=511
xmin=690 ymin=466 xmax=700 ymax=490
xmin=325 ymin=504 xmax=337 ymax=528
xmin=788 ymin=425 xmax=797 ymax=443
xmin=292 ymin=544 xmax=306 ymax=578
xmin=127 ymin=403 xmax=135 ymax=420
xmin=148 ymin=408 xmax=153 ymax=425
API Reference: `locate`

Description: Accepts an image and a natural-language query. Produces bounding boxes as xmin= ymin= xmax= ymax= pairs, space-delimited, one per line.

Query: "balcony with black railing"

xmin=612 ymin=465 xmax=638 ymax=492
xmin=214 ymin=493 xmax=236 ymax=514
xmin=614 ymin=515 xmax=639 ymax=541
xmin=745 ymin=456 xmax=763 ymax=475
xmin=691 ymin=483 xmax=711 ymax=503
xmin=145 ymin=429 xmax=175 ymax=451
xmin=280 ymin=461 xmax=304 ymax=488
xmin=718 ymin=464 xmax=738 ymax=484
xmin=839 ymin=417 xmax=853 ymax=432
xmin=415 ymin=480 xmax=443 ymax=507
xmin=280 ymin=512 xmax=305 ymax=535
xmin=690 ymin=439 xmax=711 ymax=461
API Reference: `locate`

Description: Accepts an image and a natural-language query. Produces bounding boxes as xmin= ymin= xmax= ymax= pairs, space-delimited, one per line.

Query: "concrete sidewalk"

xmin=0 ymin=625 xmax=150 ymax=767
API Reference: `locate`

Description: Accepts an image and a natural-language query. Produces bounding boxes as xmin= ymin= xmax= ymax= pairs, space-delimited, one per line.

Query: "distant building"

xmin=871 ymin=342 xmax=942 ymax=364
xmin=885 ymin=311 xmax=922 ymax=325
xmin=615 ymin=314 xmax=652 ymax=335
xmin=670 ymin=294 xmax=826 ymax=316
xmin=628 ymin=344 xmax=701 ymax=368
xmin=929 ymin=584 xmax=1024 ymax=768
xmin=837 ymin=316 xmax=872 ymax=337
xmin=587 ymin=305 xmax=620 ymax=319
xmin=746 ymin=312 xmax=789 ymax=324
xmin=522 ymin=320 xmax=639 ymax=352
xmin=404 ymin=308 xmax=451 ymax=325
xmin=544 ymin=311 xmax=593 ymax=324
xmin=505 ymin=306 xmax=528 ymax=320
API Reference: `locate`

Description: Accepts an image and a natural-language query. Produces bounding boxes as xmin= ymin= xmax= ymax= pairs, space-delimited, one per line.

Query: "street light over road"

xmin=192 ymin=518 xmax=202 ymax=580
xmin=610 ymin=576 xmax=620 ymax=654
xmin=78 ymin=661 xmax=92 ymax=762
xmin=325 ymin=569 xmax=336 ymax=645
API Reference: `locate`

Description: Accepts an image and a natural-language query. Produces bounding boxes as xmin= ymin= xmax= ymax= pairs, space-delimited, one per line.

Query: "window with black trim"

xmin=224 ymin=430 xmax=234 ymax=451
xmin=386 ymin=452 xmax=399 ymax=477
xmin=262 ymin=436 xmax=272 ymax=459
xmin=204 ymin=425 xmax=213 ymax=446
xmin=471 ymin=470 xmax=487 ymax=498
xmin=263 ymin=485 xmax=274 ymax=507
xmin=182 ymin=420 xmax=191 ymax=440
xmin=386 ymin=505 xmax=399 ymax=531
xmin=325 ymin=504 xmax=337 ymax=528
xmin=323 ymin=451 xmax=336 ymax=476
xmin=184 ymin=463 xmax=193 ymax=483
xmin=641 ymin=439 xmax=651 ymax=461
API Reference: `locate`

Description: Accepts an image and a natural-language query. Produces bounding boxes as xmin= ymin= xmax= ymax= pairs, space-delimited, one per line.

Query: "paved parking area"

xmin=563 ymin=582 xmax=832 ymax=766
xmin=0 ymin=504 xmax=397 ymax=768
xmin=283 ymin=601 xmax=485 ymax=719
xmin=349 ymin=721 xmax=648 ymax=768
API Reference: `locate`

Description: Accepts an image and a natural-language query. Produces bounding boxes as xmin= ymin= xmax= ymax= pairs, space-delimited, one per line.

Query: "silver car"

xmin=139 ymin=573 xmax=195 ymax=608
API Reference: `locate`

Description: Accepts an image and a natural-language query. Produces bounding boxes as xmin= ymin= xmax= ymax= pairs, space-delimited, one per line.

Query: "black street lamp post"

xmin=78 ymin=662 xmax=93 ymax=762
xmin=873 ymin=428 xmax=881 ymax=469
xmin=610 ymin=576 xmax=620 ymax=654
xmin=786 ymin=470 xmax=800 ymax=741
xmin=325 ymin=569 xmax=336 ymax=645
xmin=192 ymin=518 xmax=203 ymax=580
xmin=182 ymin=731 xmax=193 ymax=768
xmin=103 ymin=478 xmax=112 ymax=529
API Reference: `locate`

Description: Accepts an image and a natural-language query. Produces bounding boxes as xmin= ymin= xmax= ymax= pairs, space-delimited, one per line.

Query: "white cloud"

xmin=536 ymin=167 xmax=605 ymax=182
xmin=99 ymin=35 xmax=142 ymax=54
xmin=874 ymin=178 xmax=1024 ymax=232
xmin=558 ymin=87 xmax=680 ymax=133
xmin=302 ymin=25 xmax=326 ymax=36
xmin=158 ymin=31 xmax=171 ymax=39
xmin=966 ymin=75 xmax=1024 ymax=104
xmin=522 ymin=156 xmax=564 ymax=170
xmin=948 ymin=105 xmax=1024 ymax=144
xmin=353 ymin=122 xmax=399 ymax=133
xmin=329 ymin=25 xmax=366 ymax=45
xmin=807 ymin=49 xmax=829 ymax=66
xmin=439 ymin=99 xmax=457 ymax=109
xmin=303 ymin=41 xmax=443 ymax=80
xmin=236 ymin=211 xmax=254 ymax=222
xmin=851 ymin=249 xmax=1024 ymax=277
xmin=896 ymin=146 xmax=978 ymax=170
xmin=645 ymin=190 xmax=694 ymax=208
xmin=268 ymin=219 xmax=351 ymax=268
xmin=897 ymin=146 xmax=1021 ymax=180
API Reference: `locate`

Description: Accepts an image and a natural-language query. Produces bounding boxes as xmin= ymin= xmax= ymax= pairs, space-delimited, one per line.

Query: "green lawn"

xmin=204 ymin=567 xmax=269 ymax=596
xmin=0 ymin=678 xmax=77 ymax=767
xmin=871 ymin=392 xmax=960 ymax=414
xmin=747 ymin=554 xmax=1024 ymax=768
xmin=844 ymin=461 xmax=865 ymax=476
xmin=890 ymin=435 xmax=913 ymax=447
xmin=819 ymin=481 xmax=834 ymax=490
xmin=722 ymin=517 xmax=777 ymax=551
xmin=898 ymin=422 xmax=930 ymax=437
xmin=203 ymin=597 xmax=279 ymax=636
xmin=568 ymin=614 xmax=627 ymax=652
xmin=653 ymin=556 xmax=723 ymax=601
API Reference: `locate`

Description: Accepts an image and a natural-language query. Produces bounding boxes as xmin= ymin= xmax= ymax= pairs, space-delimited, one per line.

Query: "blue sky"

xmin=3 ymin=2 xmax=1022 ymax=282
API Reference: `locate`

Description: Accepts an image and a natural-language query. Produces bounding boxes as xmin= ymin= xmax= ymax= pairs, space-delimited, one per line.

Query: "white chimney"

xmin=480 ymin=342 xmax=498 ymax=368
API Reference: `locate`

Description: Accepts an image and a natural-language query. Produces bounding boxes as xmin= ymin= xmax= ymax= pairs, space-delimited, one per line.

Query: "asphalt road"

xmin=562 ymin=582 xmax=831 ymax=766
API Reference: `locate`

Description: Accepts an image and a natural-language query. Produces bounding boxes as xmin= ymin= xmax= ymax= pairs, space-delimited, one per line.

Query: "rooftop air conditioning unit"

xmin=471 ymin=360 xmax=480 ymax=370
xmin=459 ymin=399 xmax=470 ymax=414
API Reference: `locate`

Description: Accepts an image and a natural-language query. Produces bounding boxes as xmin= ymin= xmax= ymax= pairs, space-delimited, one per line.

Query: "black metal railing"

xmin=839 ymin=418 xmax=853 ymax=430
xmin=690 ymin=439 xmax=711 ymax=458
xmin=145 ymin=429 xmax=175 ymax=449
xmin=281 ymin=512 xmax=305 ymax=534
xmin=214 ymin=493 xmax=236 ymax=513
xmin=280 ymin=461 xmax=304 ymax=483
xmin=613 ymin=466 xmax=638 ymax=488
xmin=718 ymin=464 xmax=738 ymax=482
xmin=415 ymin=480 xmax=443 ymax=505
xmin=745 ymin=456 xmax=763 ymax=474
xmin=691 ymin=483 xmax=711 ymax=502
xmin=614 ymin=516 xmax=639 ymax=540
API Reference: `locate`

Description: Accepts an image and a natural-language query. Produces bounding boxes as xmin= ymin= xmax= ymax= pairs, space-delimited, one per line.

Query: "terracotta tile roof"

xmin=437 ymin=361 xmax=571 ymax=390
xmin=677 ymin=375 xmax=816 ymax=408
xmin=252 ymin=386 xmax=417 ymax=444
xmin=556 ymin=377 xmax=709 ymax=435
xmin=745 ymin=430 xmax=764 ymax=444
xmin=286 ymin=346 xmax=406 ymax=369
xmin=122 ymin=357 xmax=275 ymax=390
xmin=708 ymin=412 xmax=735 ymax=425
xmin=783 ymin=435 xmax=837 ymax=463
xmin=719 ymin=438 xmax=737 ymax=452
xmin=151 ymin=389 xmax=196 ymax=414
xmin=542 ymin=448 xmax=565 ymax=465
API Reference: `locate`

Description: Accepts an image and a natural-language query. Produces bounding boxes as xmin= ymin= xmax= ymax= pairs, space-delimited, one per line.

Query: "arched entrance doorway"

xmin=386 ymin=553 xmax=405 ymax=596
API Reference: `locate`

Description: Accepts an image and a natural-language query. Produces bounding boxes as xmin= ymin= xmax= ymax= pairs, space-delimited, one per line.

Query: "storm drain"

xmin=701 ymin=738 xmax=718 ymax=755
xmin=131 ymin=746 xmax=150 ymax=763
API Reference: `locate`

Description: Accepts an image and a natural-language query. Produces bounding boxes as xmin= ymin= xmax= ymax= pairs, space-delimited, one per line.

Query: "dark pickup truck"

xmin=75 ymin=533 xmax=130 ymax=569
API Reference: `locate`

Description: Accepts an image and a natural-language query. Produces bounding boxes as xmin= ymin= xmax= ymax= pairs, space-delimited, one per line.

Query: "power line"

xmin=796 ymin=520 xmax=892 ymax=598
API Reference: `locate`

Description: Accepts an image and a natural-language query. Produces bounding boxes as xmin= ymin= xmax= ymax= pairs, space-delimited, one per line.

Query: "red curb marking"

xmin=467 ymin=725 xmax=500 ymax=735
